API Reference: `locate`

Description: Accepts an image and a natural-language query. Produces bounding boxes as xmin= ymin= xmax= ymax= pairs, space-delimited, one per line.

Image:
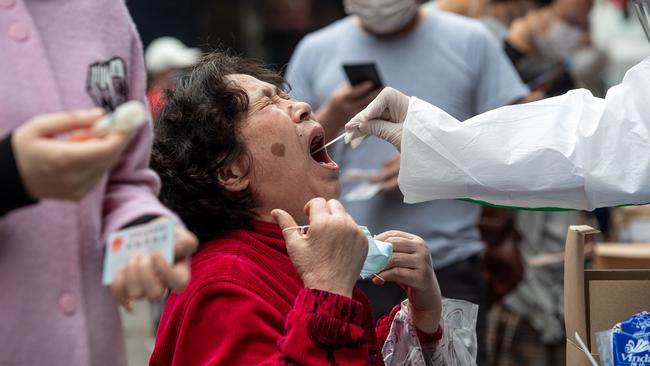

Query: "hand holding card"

xmin=104 ymin=218 xmax=198 ymax=310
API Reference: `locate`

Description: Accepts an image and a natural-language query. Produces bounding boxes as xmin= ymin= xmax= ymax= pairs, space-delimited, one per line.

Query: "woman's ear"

xmin=217 ymin=156 xmax=250 ymax=193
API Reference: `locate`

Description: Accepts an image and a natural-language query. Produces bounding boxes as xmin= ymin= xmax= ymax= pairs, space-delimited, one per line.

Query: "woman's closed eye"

xmin=252 ymin=89 xmax=291 ymax=112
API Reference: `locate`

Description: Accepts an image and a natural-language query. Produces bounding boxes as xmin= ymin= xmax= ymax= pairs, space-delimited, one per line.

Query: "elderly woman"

xmin=149 ymin=53 xmax=476 ymax=365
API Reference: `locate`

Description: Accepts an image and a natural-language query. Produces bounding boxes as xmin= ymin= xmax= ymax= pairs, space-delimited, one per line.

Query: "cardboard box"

xmin=564 ymin=225 xmax=650 ymax=366
xmin=594 ymin=243 xmax=650 ymax=269
xmin=612 ymin=206 xmax=650 ymax=241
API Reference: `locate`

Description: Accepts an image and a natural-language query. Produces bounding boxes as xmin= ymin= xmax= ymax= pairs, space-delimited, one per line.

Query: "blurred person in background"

xmin=0 ymin=1 xmax=198 ymax=365
xmin=505 ymin=0 xmax=606 ymax=97
xmin=145 ymin=37 xmax=201 ymax=118
xmin=485 ymin=210 xmax=578 ymax=366
xmin=261 ymin=0 xmax=347 ymax=69
xmin=433 ymin=0 xmax=547 ymax=38
xmin=286 ymin=1 xmax=529 ymax=363
xmin=262 ymin=0 xmax=314 ymax=69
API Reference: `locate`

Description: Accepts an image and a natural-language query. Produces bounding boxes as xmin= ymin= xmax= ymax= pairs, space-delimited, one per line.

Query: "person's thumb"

xmin=271 ymin=209 xmax=300 ymax=242
xmin=29 ymin=109 xmax=105 ymax=137
xmin=359 ymin=119 xmax=402 ymax=151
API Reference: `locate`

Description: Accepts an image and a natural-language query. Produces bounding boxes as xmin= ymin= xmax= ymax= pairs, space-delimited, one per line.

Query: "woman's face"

xmin=229 ymin=74 xmax=341 ymax=224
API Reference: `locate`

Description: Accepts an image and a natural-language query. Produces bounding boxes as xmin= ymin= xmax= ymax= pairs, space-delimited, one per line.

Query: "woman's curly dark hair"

xmin=152 ymin=52 xmax=285 ymax=243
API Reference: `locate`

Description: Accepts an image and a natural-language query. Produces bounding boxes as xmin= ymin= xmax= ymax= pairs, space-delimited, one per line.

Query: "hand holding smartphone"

xmin=343 ymin=63 xmax=384 ymax=88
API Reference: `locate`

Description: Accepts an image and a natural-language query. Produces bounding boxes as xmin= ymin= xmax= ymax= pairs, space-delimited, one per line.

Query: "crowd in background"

xmin=1 ymin=0 xmax=649 ymax=365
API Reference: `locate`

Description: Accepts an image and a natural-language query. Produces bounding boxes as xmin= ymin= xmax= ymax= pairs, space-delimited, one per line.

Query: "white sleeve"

xmin=398 ymin=58 xmax=650 ymax=211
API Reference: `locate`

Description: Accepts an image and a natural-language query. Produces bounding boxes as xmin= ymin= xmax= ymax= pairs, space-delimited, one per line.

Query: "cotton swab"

xmin=311 ymin=132 xmax=347 ymax=154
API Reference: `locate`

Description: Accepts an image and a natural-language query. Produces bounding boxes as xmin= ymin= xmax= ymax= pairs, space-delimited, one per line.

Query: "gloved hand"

xmin=344 ymin=87 xmax=409 ymax=151
xmin=317 ymin=81 xmax=381 ymax=141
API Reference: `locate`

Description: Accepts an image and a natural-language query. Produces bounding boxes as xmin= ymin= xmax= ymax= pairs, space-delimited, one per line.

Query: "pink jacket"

xmin=0 ymin=1 xmax=174 ymax=365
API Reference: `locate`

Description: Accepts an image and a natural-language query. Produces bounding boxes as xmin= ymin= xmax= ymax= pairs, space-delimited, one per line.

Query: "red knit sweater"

xmin=150 ymin=220 xmax=440 ymax=365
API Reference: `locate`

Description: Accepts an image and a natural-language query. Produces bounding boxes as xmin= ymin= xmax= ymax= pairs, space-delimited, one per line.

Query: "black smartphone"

xmin=343 ymin=63 xmax=384 ymax=88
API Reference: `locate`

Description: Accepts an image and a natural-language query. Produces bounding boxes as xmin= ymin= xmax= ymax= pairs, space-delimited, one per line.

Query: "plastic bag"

xmin=597 ymin=311 xmax=650 ymax=366
xmin=382 ymin=298 xmax=478 ymax=366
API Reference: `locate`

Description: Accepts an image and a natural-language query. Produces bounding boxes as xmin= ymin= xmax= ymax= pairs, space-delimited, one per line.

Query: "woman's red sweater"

xmin=150 ymin=220 xmax=440 ymax=365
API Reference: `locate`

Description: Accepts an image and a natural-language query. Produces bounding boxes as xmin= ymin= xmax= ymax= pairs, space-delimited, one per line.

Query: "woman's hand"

xmin=373 ymin=230 xmax=442 ymax=333
xmin=13 ymin=109 xmax=130 ymax=201
xmin=111 ymin=225 xmax=198 ymax=311
xmin=272 ymin=198 xmax=368 ymax=298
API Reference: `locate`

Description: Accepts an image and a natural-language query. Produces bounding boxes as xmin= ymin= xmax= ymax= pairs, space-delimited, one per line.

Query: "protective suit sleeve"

xmin=398 ymin=57 xmax=650 ymax=211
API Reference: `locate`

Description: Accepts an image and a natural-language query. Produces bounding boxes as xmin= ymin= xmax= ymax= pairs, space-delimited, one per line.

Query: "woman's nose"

xmin=292 ymin=101 xmax=312 ymax=123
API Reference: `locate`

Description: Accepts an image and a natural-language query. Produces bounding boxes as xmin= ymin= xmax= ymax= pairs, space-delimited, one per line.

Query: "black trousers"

xmin=356 ymin=253 xmax=487 ymax=365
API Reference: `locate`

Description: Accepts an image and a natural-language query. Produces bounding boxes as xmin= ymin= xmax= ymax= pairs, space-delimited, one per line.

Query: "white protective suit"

xmin=398 ymin=57 xmax=650 ymax=211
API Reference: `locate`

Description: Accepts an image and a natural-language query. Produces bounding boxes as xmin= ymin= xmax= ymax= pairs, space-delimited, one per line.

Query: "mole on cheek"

xmin=271 ymin=142 xmax=286 ymax=157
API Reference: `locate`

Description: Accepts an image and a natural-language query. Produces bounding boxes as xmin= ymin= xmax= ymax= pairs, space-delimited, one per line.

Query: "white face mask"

xmin=344 ymin=0 xmax=419 ymax=35
xmin=533 ymin=18 xmax=584 ymax=61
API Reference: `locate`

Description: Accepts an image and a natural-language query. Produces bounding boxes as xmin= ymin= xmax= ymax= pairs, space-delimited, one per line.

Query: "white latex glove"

xmin=344 ymin=87 xmax=409 ymax=151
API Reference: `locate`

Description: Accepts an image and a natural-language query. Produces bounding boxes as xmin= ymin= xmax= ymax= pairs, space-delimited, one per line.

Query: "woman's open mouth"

xmin=309 ymin=133 xmax=339 ymax=171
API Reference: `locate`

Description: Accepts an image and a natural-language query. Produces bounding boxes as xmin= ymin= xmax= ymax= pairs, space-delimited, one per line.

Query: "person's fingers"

xmin=372 ymin=275 xmax=386 ymax=286
xmin=375 ymin=230 xmax=418 ymax=242
xmin=387 ymin=252 xmax=420 ymax=270
xmin=76 ymin=148 xmax=123 ymax=182
xmin=375 ymin=266 xmax=417 ymax=287
xmin=356 ymin=88 xmax=383 ymax=107
xmin=173 ymin=227 xmax=198 ymax=259
xmin=345 ymin=87 xmax=408 ymax=145
xmin=370 ymin=155 xmax=401 ymax=184
xmin=383 ymin=237 xmax=421 ymax=255
xmin=304 ymin=197 xmax=330 ymax=220
xmin=354 ymin=119 xmax=403 ymax=151
xmin=153 ymin=255 xmax=191 ymax=293
xmin=136 ymin=255 xmax=166 ymax=300
xmin=382 ymin=177 xmax=399 ymax=193
xmin=29 ymin=109 xmax=105 ymax=137
xmin=326 ymin=199 xmax=347 ymax=217
xmin=125 ymin=256 xmax=145 ymax=299
xmin=59 ymin=130 xmax=130 ymax=164
xmin=271 ymin=209 xmax=301 ymax=242
xmin=111 ymin=267 xmax=129 ymax=308
xmin=368 ymin=173 xmax=385 ymax=184
xmin=348 ymin=89 xmax=390 ymax=127
xmin=348 ymin=81 xmax=376 ymax=99
xmin=100 ymin=130 xmax=132 ymax=152
xmin=383 ymin=154 xmax=401 ymax=169
xmin=357 ymin=119 xmax=394 ymax=136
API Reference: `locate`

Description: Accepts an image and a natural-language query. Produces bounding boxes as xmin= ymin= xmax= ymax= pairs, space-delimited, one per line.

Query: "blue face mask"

xmin=359 ymin=226 xmax=393 ymax=279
